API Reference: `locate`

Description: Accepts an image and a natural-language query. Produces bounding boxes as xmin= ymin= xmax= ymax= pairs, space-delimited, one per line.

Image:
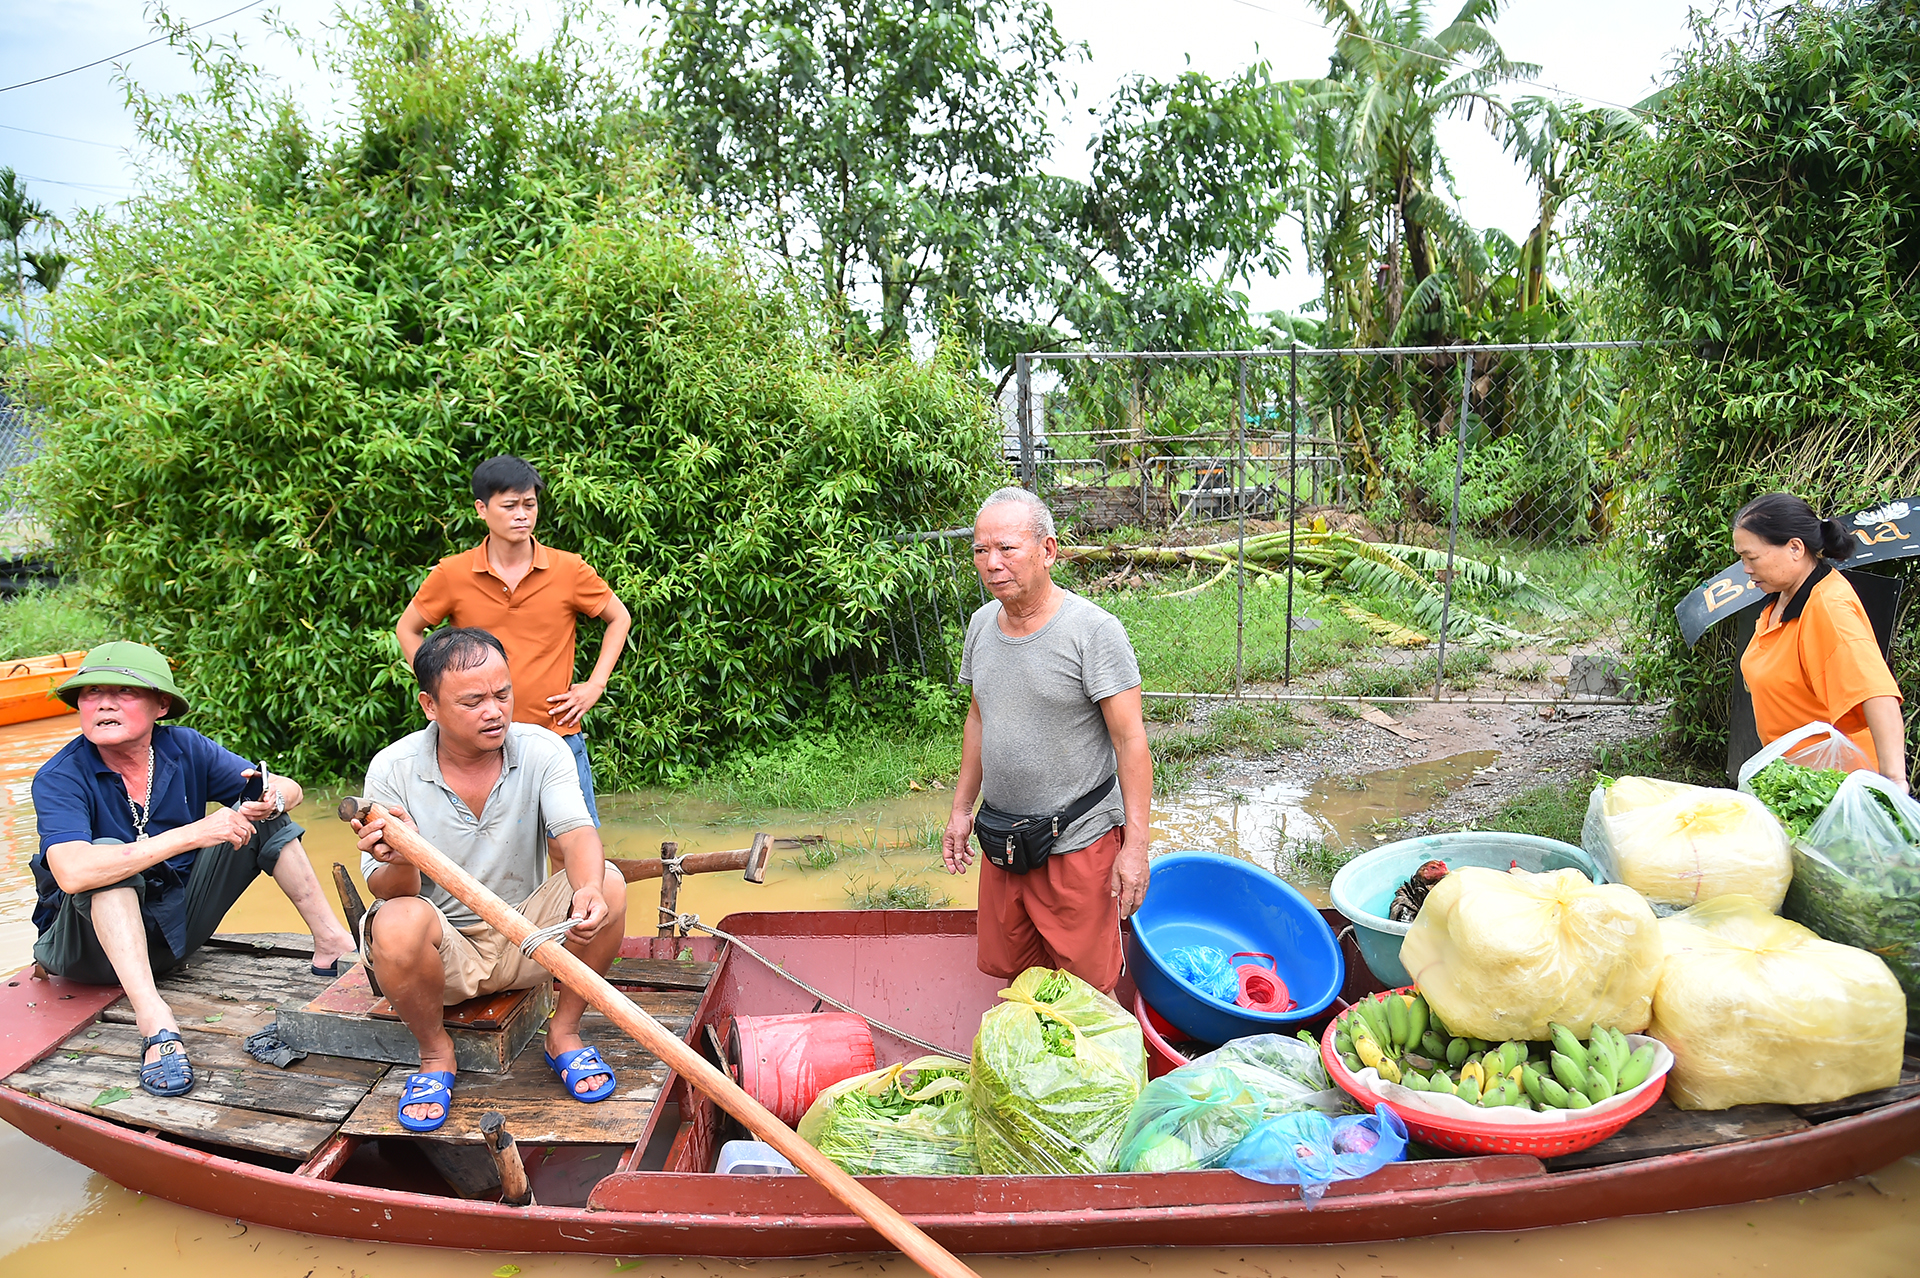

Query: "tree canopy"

xmin=23 ymin=1 xmax=995 ymax=783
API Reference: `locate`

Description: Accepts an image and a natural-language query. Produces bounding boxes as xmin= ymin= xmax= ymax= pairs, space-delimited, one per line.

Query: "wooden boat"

xmin=0 ymin=907 xmax=1916 ymax=1257
xmin=0 ymin=649 xmax=85 ymax=726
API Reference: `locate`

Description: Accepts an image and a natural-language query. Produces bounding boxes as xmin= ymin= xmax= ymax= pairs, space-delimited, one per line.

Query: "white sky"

xmin=1 ymin=0 xmax=1709 ymax=317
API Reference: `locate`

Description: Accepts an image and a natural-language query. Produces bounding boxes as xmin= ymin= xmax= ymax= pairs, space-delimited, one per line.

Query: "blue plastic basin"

xmin=1328 ymin=832 xmax=1602 ymax=988
xmin=1127 ymin=851 xmax=1345 ymax=1044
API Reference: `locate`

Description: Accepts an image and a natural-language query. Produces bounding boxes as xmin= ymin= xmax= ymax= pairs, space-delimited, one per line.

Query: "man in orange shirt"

xmin=397 ymin=456 xmax=634 ymax=821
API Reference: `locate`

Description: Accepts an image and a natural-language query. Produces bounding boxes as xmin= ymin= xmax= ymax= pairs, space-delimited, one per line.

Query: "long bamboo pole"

xmin=337 ymin=798 xmax=980 ymax=1278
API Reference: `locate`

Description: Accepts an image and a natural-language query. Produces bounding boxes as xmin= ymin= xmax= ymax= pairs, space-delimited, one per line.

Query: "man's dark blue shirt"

xmin=31 ymin=724 xmax=252 ymax=960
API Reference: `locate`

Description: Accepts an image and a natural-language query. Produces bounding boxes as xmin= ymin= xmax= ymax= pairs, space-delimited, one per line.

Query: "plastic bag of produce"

xmin=1736 ymin=721 xmax=1871 ymax=792
xmin=796 ymin=1055 xmax=979 ymax=1175
xmin=1224 ymin=1107 xmax=1408 ymax=1204
xmin=971 ymin=967 xmax=1146 ymax=1174
xmin=1582 ymin=777 xmax=1792 ymax=912
xmin=1780 ymin=770 xmax=1920 ymax=1025
xmin=1400 ymin=866 xmax=1662 ymax=1041
xmin=1649 ymin=895 xmax=1904 ymax=1110
xmin=1115 ymin=1035 xmax=1345 ymax=1172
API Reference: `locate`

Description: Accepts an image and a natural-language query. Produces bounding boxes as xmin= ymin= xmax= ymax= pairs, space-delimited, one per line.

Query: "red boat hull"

xmin=4 ymin=1087 xmax=1917 ymax=1254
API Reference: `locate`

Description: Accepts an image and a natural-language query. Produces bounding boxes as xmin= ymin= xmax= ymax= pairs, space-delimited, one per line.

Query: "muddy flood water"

xmin=0 ymin=714 xmax=1914 ymax=1276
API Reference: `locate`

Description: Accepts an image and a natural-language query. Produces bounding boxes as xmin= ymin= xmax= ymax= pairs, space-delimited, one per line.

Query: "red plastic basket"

xmin=1321 ymin=989 xmax=1665 ymax=1158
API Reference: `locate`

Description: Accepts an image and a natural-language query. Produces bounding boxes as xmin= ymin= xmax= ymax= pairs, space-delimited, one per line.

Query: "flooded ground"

xmin=0 ymin=712 xmax=1915 ymax=1275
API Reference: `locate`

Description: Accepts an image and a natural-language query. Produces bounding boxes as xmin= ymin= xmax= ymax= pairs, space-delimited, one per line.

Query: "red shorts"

xmin=976 ymin=826 xmax=1124 ymax=993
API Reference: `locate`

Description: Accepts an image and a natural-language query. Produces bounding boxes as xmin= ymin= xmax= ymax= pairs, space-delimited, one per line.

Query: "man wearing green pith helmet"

xmin=28 ymin=643 xmax=357 ymax=1099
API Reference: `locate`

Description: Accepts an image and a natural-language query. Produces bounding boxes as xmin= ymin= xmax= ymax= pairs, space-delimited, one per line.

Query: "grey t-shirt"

xmin=958 ymin=590 xmax=1142 ymax=853
xmin=362 ymin=722 xmax=594 ymax=931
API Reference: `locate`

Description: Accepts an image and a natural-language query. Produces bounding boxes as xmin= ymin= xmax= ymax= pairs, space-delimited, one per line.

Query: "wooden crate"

xmin=278 ymin=964 xmax=554 ymax=1074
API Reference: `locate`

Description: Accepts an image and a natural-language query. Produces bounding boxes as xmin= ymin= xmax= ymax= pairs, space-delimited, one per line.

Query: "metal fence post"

xmin=1015 ymin=354 xmax=1035 ymax=491
xmin=1432 ymin=352 xmax=1473 ymax=702
xmin=1234 ymin=357 xmax=1248 ymax=699
xmin=1285 ymin=344 xmax=1299 ymax=685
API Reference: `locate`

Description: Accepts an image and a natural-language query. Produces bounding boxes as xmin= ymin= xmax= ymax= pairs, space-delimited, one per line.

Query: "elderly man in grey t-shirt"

xmin=351 ymin=627 xmax=628 ymax=1133
xmin=942 ymin=487 xmax=1152 ymax=993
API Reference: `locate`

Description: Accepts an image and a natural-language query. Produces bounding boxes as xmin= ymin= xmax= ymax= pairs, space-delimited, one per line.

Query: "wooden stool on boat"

xmin=279 ymin=965 xmax=555 ymax=1074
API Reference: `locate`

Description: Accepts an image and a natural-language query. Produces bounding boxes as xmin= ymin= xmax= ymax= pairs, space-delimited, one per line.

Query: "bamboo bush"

xmin=21 ymin=3 xmax=997 ymax=784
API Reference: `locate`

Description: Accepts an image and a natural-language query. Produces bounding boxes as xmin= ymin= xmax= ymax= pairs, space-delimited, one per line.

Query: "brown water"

xmin=0 ymin=717 xmax=1915 ymax=1276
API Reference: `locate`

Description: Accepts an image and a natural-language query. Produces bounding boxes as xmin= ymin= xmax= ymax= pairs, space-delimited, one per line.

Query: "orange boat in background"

xmin=0 ymin=650 xmax=86 ymax=726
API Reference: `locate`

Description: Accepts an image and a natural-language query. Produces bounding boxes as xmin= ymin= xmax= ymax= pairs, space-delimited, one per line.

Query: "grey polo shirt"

xmin=362 ymin=722 xmax=594 ymax=931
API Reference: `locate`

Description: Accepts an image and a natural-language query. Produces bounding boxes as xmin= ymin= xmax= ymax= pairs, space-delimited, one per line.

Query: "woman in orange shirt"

xmin=1734 ymin=493 xmax=1908 ymax=790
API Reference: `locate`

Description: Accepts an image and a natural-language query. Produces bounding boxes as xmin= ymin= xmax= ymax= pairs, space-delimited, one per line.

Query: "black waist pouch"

xmin=974 ymin=775 xmax=1117 ymax=874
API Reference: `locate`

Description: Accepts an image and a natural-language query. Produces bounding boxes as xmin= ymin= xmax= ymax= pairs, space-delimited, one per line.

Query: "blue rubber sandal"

xmin=545 ymin=1045 xmax=617 ymax=1103
xmin=396 ymin=1070 xmax=456 ymax=1133
xmin=138 ymin=1029 xmax=194 ymax=1098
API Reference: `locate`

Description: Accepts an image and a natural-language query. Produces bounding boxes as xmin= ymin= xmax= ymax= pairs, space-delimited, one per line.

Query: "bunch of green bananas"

xmin=1332 ymin=1000 xmax=1658 ymax=1113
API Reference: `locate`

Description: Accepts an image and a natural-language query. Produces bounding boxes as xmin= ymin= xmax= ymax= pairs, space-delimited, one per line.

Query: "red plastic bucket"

xmin=1132 ymin=990 xmax=1198 ymax=1079
xmin=726 ymin=1013 xmax=876 ymax=1125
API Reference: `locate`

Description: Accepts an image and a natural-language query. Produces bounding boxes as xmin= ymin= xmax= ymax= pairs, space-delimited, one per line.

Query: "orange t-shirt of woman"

xmin=1740 ymin=562 xmax=1901 ymax=771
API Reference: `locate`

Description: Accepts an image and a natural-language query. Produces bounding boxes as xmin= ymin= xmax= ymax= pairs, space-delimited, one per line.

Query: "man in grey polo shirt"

xmin=351 ymin=627 xmax=628 ymax=1132
xmin=942 ymin=487 xmax=1152 ymax=993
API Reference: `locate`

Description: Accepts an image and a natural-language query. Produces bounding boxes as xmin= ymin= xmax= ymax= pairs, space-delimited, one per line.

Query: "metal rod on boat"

xmin=337 ymin=798 xmax=982 ymax=1278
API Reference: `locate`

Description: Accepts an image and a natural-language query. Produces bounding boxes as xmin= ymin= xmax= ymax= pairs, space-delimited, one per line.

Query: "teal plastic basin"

xmin=1328 ymin=832 xmax=1603 ymax=988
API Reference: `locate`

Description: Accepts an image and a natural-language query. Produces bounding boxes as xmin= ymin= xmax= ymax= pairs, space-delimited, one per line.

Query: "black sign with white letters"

xmin=1677 ymin=499 xmax=1920 ymax=648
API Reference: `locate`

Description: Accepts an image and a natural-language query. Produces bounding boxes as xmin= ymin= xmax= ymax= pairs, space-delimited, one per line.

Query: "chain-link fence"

xmin=888 ymin=340 xmax=1653 ymax=711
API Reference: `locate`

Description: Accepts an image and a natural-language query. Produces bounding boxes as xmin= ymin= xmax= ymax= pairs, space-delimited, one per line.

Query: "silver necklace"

xmin=124 ymin=745 xmax=154 ymax=841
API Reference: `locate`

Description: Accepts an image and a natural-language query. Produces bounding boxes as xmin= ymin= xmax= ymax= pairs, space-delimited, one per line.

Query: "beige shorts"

xmin=367 ymin=871 xmax=575 ymax=1005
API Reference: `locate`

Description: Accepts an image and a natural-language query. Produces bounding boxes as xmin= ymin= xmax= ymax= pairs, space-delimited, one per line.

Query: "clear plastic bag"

xmin=1224 ymin=1107 xmax=1408 ymax=1203
xmin=1582 ymin=777 xmax=1792 ymax=912
xmin=1165 ymin=945 xmax=1239 ymax=1003
xmin=796 ymin=1055 xmax=978 ymax=1176
xmin=1115 ymin=1035 xmax=1345 ymax=1172
xmin=1650 ymin=895 xmax=1905 ymax=1109
xmin=970 ymin=967 xmax=1146 ymax=1175
xmin=1737 ymin=721 xmax=1871 ymax=792
xmin=1782 ymin=770 xmax=1920 ymax=1025
xmin=1399 ymin=866 xmax=1663 ymax=1041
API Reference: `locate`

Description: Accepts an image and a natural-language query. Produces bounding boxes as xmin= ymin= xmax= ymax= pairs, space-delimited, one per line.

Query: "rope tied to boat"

xmin=668 ymin=911 xmax=965 ymax=1059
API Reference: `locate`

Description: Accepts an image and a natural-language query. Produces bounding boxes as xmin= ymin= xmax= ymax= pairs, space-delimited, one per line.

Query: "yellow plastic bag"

xmin=1582 ymin=777 xmax=1792 ymax=912
xmin=1400 ymin=866 xmax=1662 ymax=1041
xmin=1649 ymin=896 xmax=1904 ymax=1110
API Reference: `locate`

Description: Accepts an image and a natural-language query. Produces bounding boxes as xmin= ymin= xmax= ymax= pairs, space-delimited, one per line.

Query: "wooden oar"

xmin=337 ymin=798 xmax=979 ymax=1278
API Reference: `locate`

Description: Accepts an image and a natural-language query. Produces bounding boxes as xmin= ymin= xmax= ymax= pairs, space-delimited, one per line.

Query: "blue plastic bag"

xmin=1224 ymin=1106 xmax=1408 ymax=1204
xmin=1166 ymin=945 xmax=1239 ymax=1002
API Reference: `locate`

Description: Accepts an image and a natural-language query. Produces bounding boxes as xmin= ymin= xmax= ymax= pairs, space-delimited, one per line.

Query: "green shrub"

xmin=22 ymin=5 xmax=995 ymax=784
xmin=0 ymin=585 xmax=116 ymax=662
xmin=1582 ymin=0 xmax=1920 ymax=769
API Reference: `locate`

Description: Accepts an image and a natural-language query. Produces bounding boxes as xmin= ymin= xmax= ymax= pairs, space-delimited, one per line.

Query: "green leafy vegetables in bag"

xmin=797 ymin=1056 xmax=979 ymax=1176
xmin=1748 ymin=761 xmax=1898 ymax=839
xmin=1116 ymin=1035 xmax=1348 ymax=1172
xmin=971 ymin=967 xmax=1146 ymax=1174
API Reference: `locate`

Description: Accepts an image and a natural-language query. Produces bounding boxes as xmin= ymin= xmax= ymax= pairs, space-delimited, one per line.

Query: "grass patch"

xmin=1275 ymin=835 xmax=1359 ymax=882
xmin=0 ymin=583 xmax=116 ymax=662
xmin=786 ymin=841 xmax=843 ymax=871
xmin=1099 ymin=582 xmax=1373 ymax=694
xmin=844 ymin=876 xmax=953 ymax=909
xmin=1151 ymin=704 xmax=1308 ymax=795
xmin=695 ymin=728 xmax=962 ymax=811
xmin=1480 ymin=783 xmax=1592 ymax=846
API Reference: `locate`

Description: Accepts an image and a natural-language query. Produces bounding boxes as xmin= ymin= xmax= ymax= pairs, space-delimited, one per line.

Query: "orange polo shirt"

xmin=1740 ymin=562 xmax=1901 ymax=771
xmin=409 ymin=538 xmax=614 ymax=736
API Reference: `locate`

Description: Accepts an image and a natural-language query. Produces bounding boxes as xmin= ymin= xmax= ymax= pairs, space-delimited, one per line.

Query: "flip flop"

xmin=396 ymin=1070 xmax=456 ymax=1133
xmin=310 ymin=952 xmax=356 ymax=978
xmin=545 ymin=1045 xmax=618 ymax=1103
xmin=138 ymin=1028 xmax=194 ymax=1098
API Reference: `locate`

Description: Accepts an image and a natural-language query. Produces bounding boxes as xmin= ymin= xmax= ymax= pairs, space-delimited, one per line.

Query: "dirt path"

xmin=1168 ymin=695 xmax=1671 ymax=839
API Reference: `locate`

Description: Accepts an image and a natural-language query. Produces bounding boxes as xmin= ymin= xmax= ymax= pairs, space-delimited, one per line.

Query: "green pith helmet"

xmin=56 ymin=642 xmax=189 ymax=718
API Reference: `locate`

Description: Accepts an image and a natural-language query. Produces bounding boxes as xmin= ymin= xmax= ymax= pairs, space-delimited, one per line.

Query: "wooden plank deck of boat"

xmin=1 ymin=932 xmax=716 ymax=1171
